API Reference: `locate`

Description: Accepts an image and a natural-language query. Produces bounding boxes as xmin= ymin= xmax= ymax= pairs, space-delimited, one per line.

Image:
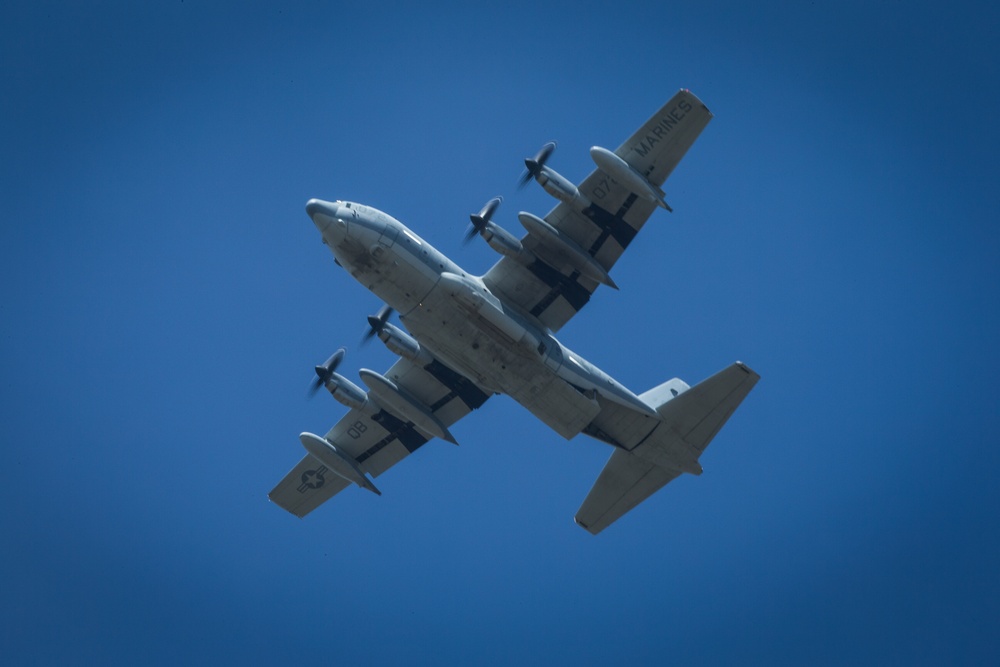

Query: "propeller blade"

xmin=517 ymin=167 xmax=534 ymax=189
xmin=465 ymin=196 xmax=502 ymax=245
xmin=518 ymin=141 xmax=556 ymax=189
xmin=308 ymin=347 xmax=346 ymax=397
xmin=308 ymin=378 xmax=323 ymax=397
xmin=362 ymin=305 xmax=394 ymax=344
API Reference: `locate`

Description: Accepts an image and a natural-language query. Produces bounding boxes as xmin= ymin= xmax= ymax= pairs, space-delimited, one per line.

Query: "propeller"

xmin=309 ymin=347 xmax=346 ymax=398
xmin=518 ymin=141 xmax=557 ymax=189
xmin=362 ymin=304 xmax=394 ymax=344
xmin=464 ymin=196 xmax=502 ymax=245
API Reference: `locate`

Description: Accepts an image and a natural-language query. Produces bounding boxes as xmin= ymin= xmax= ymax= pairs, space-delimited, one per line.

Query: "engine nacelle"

xmin=535 ymin=166 xmax=592 ymax=211
xmin=482 ymin=222 xmax=527 ymax=261
xmin=376 ymin=322 xmax=432 ymax=365
xmin=324 ymin=372 xmax=369 ymax=411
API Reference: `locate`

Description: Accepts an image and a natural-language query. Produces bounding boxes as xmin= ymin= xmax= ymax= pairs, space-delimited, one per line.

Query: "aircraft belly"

xmin=508 ymin=374 xmax=601 ymax=439
xmin=402 ymin=282 xmax=540 ymax=394
xmin=337 ymin=239 xmax=437 ymax=314
xmin=402 ymin=282 xmax=599 ymax=439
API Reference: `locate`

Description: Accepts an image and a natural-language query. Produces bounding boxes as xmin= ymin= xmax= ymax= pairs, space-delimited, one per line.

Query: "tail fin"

xmin=575 ymin=362 xmax=759 ymax=534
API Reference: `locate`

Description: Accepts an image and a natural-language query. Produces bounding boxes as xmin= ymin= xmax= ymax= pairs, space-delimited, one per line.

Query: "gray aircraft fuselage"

xmin=306 ymin=198 xmax=656 ymax=425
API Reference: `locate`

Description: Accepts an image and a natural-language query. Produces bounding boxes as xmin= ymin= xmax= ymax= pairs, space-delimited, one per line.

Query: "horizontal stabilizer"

xmin=654 ymin=362 xmax=759 ymax=454
xmin=574 ymin=449 xmax=681 ymax=535
xmin=575 ymin=362 xmax=759 ymax=534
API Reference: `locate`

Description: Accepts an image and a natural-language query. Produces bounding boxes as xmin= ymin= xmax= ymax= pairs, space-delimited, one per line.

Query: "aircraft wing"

xmin=483 ymin=89 xmax=713 ymax=332
xmin=268 ymin=356 xmax=491 ymax=517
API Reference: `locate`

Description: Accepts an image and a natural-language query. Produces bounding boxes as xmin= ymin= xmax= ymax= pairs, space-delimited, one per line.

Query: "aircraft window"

xmin=671 ymin=388 xmax=679 ymax=397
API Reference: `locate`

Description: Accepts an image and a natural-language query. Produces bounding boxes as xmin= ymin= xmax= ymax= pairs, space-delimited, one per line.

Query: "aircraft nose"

xmin=306 ymin=198 xmax=351 ymax=245
xmin=306 ymin=198 xmax=338 ymax=220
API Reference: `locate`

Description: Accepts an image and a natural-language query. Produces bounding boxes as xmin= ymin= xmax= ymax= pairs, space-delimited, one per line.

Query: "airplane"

xmin=269 ymin=89 xmax=759 ymax=534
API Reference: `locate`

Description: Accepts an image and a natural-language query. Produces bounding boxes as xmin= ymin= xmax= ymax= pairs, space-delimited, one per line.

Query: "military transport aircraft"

xmin=269 ymin=89 xmax=759 ymax=534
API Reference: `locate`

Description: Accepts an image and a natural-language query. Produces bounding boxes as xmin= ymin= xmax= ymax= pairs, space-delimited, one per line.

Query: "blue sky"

xmin=3 ymin=1 xmax=998 ymax=664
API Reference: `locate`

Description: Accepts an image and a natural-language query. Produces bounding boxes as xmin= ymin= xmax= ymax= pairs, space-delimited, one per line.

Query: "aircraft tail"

xmin=575 ymin=362 xmax=759 ymax=534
